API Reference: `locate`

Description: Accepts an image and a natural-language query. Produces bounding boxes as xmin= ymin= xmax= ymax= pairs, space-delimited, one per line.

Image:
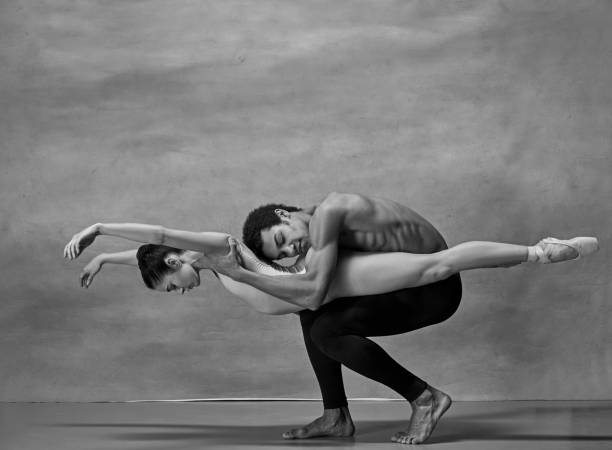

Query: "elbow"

xmin=303 ymin=278 xmax=329 ymax=311
xmin=304 ymin=292 xmax=325 ymax=311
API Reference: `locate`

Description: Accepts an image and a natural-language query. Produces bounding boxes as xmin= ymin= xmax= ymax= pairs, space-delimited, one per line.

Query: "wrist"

xmin=93 ymin=223 xmax=103 ymax=235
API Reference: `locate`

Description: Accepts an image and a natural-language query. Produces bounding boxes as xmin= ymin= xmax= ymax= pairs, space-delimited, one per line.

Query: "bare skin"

xmin=212 ymin=193 xmax=450 ymax=311
xmin=282 ymin=406 xmax=355 ymax=439
xmin=63 ymin=213 xmax=597 ymax=444
xmin=210 ymin=193 xmax=451 ymax=442
xmin=391 ymin=385 xmax=452 ymax=445
xmin=280 ymin=386 xmax=452 ymax=443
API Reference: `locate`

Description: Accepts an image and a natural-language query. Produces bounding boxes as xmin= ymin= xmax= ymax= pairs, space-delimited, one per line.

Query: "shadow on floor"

xmin=45 ymin=403 xmax=612 ymax=446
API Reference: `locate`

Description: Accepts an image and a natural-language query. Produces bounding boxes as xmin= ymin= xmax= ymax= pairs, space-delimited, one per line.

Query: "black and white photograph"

xmin=1 ymin=1 xmax=610 ymax=449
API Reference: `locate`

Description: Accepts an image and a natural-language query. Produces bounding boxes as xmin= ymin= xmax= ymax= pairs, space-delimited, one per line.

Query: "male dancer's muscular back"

xmin=307 ymin=193 xmax=448 ymax=255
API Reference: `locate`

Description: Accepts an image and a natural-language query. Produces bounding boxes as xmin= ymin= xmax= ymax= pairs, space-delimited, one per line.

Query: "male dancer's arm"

xmin=211 ymin=193 xmax=368 ymax=310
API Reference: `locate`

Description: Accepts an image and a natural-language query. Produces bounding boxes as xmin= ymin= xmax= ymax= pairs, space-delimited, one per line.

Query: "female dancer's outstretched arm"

xmin=79 ymin=250 xmax=138 ymax=288
xmin=64 ymin=222 xmax=232 ymax=259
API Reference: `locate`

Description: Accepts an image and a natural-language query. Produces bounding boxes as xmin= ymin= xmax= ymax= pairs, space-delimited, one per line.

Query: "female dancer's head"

xmin=136 ymin=244 xmax=201 ymax=293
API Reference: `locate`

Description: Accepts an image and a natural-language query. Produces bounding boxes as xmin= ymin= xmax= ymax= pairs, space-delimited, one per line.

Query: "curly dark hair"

xmin=242 ymin=203 xmax=300 ymax=260
xmin=136 ymin=244 xmax=183 ymax=289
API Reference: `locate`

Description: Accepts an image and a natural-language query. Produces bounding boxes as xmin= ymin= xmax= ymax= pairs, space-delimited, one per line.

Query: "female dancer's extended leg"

xmin=219 ymin=241 xmax=524 ymax=313
xmin=328 ymin=237 xmax=598 ymax=299
xmin=221 ymin=237 xmax=597 ymax=314
xmin=328 ymin=241 xmax=526 ymax=299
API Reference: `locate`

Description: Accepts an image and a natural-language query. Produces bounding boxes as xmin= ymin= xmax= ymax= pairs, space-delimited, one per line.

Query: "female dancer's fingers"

xmin=228 ymin=237 xmax=244 ymax=266
xmin=234 ymin=241 xmax=244 ymax=266
xmin=80 ymin=270 xmax=90 ymax=287
xmin=71 ymin=238 xmax=80 ymax=259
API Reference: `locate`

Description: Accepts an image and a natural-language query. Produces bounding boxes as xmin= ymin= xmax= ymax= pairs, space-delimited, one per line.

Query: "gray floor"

xmin=2 ymin=400 xmax=611 ymax=450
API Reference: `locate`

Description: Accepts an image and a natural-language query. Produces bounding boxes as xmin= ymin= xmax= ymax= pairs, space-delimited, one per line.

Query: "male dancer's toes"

xmin=282 ymin=406 xmax=355 ymax=439
xmin=528 ymin=236 xmax=599 ymax=264
xmin=391 ymin=385 xmax=451 ymax=445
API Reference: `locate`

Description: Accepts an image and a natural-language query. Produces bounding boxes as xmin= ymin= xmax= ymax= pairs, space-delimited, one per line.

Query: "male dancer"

xmin=210 ymin=191 xmax=571 ymax=444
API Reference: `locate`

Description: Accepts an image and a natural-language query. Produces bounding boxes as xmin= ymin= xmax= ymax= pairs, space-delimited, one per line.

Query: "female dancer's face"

xmin=154 ymin=258 xmax=200 ymax=294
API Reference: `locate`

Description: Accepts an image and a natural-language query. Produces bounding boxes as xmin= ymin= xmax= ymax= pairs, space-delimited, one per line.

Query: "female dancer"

xmin=64 ymin=222 xmax=599 ymax=315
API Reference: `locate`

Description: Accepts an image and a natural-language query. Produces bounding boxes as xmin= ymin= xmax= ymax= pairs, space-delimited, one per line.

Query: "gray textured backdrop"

xmin=1 ymin=0 xmax=610 ymax=401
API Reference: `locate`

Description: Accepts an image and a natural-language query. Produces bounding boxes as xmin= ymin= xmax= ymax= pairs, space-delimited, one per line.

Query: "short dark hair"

xmin=242 ymin=203 xmax=300 ymax=260
xmin=136 ymin=244 xmax=183 ymax=289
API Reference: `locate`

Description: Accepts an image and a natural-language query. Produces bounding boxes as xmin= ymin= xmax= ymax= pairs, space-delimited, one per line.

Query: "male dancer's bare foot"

xmin=282 ymin=406 xmax=355 ymax=439
xmin=391 ymin=385 xmax=451 ymax=445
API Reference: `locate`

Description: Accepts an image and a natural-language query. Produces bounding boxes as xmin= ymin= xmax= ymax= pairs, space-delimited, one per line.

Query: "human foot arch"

xmin=391 ymin=386 xmax=452 ymax=445
xmin=282 ymin=406 xmax=355 ymax=439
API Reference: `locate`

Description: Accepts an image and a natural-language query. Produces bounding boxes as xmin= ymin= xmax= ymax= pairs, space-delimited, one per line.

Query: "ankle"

xmin=322 ymin=407 xmax=343 ymax=421
xmin=411 ymin=387 xmax=433 ymax=407
xmin=527 ymin=245 xmax=544 ymax=263
xmin=324 ymin=406 xmax=352 ymax=423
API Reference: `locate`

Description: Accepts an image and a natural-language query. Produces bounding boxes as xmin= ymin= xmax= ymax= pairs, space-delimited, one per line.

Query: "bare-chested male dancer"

xmin=209 ymin=192 xmax=597 ymax=444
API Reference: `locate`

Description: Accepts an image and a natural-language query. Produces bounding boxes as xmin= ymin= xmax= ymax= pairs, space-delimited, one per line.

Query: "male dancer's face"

xmin=260 ymin=212 xmax=311 ymax=260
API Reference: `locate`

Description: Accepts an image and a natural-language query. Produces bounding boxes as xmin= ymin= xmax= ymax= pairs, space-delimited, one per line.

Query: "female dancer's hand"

xmin=80 ymin=257 xmax=102 ymax=288
xmin=234 ymin=242 xmax=262 ymax=272
xmin=64 ymin=224 xmax=100 ymax=260
xmin=208 ymin=237 xmax=245 ymax=277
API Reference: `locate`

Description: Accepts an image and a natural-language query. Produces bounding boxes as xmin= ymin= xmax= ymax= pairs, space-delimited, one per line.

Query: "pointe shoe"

xmin=536 ymin=237 xmax=599 ymax=263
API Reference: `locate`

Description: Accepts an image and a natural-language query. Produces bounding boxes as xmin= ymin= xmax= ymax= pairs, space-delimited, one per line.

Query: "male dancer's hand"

xmin=207 ymin=237 xmax=245 ymax=278
xmin=64 ymin=224 xmax=100 ymax=260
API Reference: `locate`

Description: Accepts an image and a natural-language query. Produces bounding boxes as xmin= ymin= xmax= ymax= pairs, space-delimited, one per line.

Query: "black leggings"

xmin=299 ymin=274 xmax=462 ymax=408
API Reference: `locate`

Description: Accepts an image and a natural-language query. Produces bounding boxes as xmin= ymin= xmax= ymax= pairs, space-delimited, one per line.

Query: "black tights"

xmin=299 ymin=274 xmax=462 ymax=409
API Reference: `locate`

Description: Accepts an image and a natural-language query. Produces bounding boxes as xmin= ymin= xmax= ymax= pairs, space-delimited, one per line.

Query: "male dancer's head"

xmin=242 ymin=203 xmax=312 ymax=261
